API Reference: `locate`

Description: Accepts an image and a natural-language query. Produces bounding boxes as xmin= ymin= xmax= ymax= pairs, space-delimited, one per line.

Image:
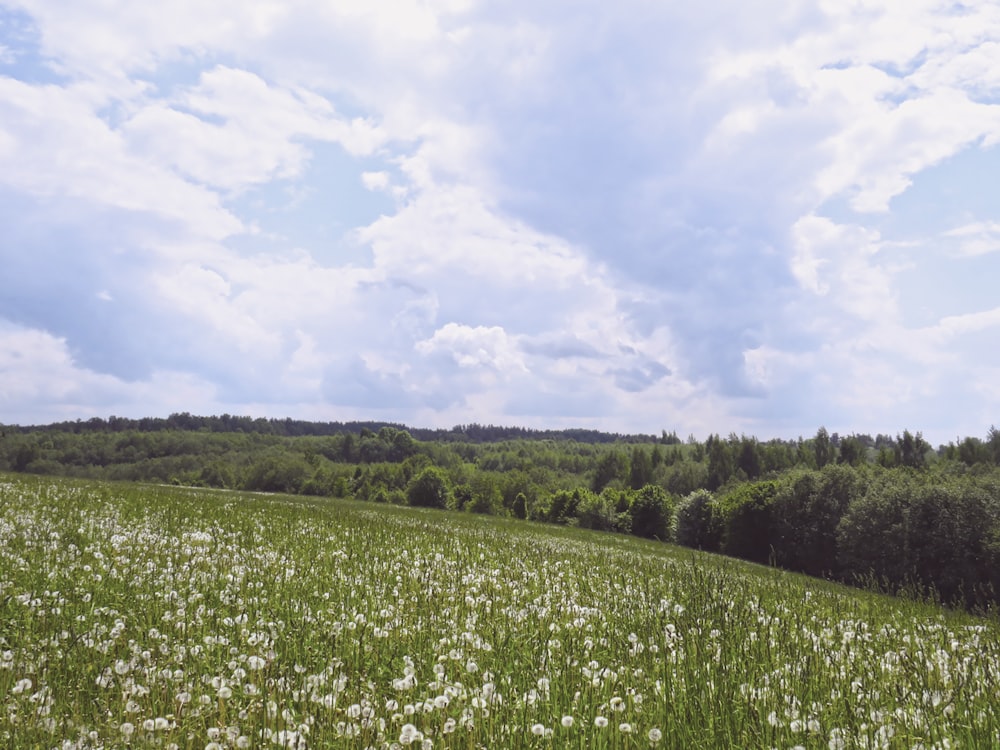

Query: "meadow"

xmin=1 ymin=474 xmax=997 ymax=749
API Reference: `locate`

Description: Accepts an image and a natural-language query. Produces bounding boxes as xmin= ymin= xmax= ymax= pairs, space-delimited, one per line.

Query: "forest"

xmin=3 ymin=414 xmax=1000 ymax=611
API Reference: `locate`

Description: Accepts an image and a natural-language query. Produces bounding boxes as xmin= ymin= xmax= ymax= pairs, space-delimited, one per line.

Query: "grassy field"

xmin=1 ymin=475 xmax=998 ymax=749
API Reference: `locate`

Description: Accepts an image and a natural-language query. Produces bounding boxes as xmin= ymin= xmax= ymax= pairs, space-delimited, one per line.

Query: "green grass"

xmin=1 ymin=474 xmax=998 ymax=749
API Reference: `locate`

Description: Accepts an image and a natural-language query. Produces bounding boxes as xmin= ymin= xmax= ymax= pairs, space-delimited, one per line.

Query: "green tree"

xmin=814 ymin=427 xmax=835 ymax=469
xmin=629 ymin=484 xmax=673 ymax=540
xmin=628 ymin=446 xmax=653 ymax=489
xmin=895 ymin=430 xmax=930 ymax=469
xmin=737 ymin=436 xmax=762 ymax=480
xmin=592 ymin=451 xmax=628 ymax=493
xmin=407 ymin=466 xmax=451 ymax=509
xmin=674 ymin=489 xmax=719 ymax=551
xmin=716 ymin=480 xmax=780 ymax=564
xmin=512 ymin=492 xmax=528 ymax=520
xmin=837 ymin=436 xmax=866 ymax=467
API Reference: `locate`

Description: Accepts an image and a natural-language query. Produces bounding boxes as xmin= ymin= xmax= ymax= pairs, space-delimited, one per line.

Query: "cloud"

xmin=3 ymin=0 xmax=1000 ymax=444
xmin=943 ymin=221 xmax=1000 ymax=257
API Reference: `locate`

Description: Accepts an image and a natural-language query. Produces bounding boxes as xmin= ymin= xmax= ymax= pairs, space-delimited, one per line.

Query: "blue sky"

xmin=2 ymin=0 xmax=1000 ymax=444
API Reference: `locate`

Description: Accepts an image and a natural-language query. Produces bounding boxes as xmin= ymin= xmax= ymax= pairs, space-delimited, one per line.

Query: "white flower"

xmin=595 ymin=716 xmax=609 ymax=728
xmin=120 ymin=723 xmax=135 ymax=737
xmin=400 ymin=723 xmax=421 ymax=745
xmin=619 ymin=722 xmax=633 ymax=733
xmin=561 ymin=715 xmax=574 ymax=728
xmin=531 ymin=724 xmax=545 ymax=736
xmin=648 ymin=727 xmax=663 ymax=742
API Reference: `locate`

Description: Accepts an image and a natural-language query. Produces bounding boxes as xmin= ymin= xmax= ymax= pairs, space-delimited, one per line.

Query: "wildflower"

xmin=531 ymin=724 xmax=545 ymax=736
xmin=595 ymin=716 xmax=609 ymax=728
xmin=561 ymin=715 xmax=574 ymax=728
xmin=120 ymin=722 xmax=135 ymax=737
xmin=648 ymin=727 xmax=663 ymax=742
xmin=399 ymin=723 xmax=422 ymax=745
xmin=619 ymin=722 xmax=633 ymax=733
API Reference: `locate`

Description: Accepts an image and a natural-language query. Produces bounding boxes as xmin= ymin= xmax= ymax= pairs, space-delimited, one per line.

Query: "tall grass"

xmin=1 ymin=474 xmax=997 ymax=749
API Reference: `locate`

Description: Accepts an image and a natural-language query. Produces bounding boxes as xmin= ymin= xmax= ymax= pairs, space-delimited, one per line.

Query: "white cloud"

xmin=943 ymin=221 xmax=1000 ymax=257
xmin=416 ymin=323 xmax=526 ymax=373
xmin=3 ymin=0 xmax=1000 ymax=443
xmin=361 ymin=171 xmax=391 ymax=192
xmin=0 ymin=320 xmax=219 ymax=421
xmin=790 ymin=214 xmax=897 ymax=324
xmin=0 ymin=77 xmax=242 ymax=239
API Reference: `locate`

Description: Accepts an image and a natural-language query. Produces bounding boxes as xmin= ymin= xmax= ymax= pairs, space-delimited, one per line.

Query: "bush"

xmin=771 ymin=465 xmax=865 ymax=577
xmin=629 ymin=484 xmax=673 ymax=540
xmin=406 ymin=466 xmax=451 ymax=509
xmin=716 ymin=480 xmax=779 ymax=564
xmin=674 ymin=489 xmax=719 ymax=551
xmin=836 ymin=475 xmax=910 ymax=587
xmin=576 ymin=489 xmax=630 ymax=532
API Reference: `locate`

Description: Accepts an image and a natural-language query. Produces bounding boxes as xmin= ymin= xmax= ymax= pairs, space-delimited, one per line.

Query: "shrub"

xmin=674 ymin=489 xmax=719 ymax=551
xmin=629 ymin=484 xmax=674 ymax=540
xmin=716 ymin=480 xmax=779 ymax=564
xmin=771 ymin=465 xmax=865 ymax=577
xmin=406 ymin=466 xmax=451 ymax=509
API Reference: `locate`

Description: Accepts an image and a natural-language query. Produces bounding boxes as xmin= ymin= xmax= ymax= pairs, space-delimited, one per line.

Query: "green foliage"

xmin=716 ymin=480 xmax=780 ymax=564
xmin=629 ymin=484 xmax=674 ymax=540
xmin=546 ymin=488 xmax=586 ymax=524
xmin=406 ymin=466 xmax=451 ymax=509
xmin=591 ymin=451 xmax=628 ymax=492
xmin=837 ymin=475 xmax=911 ymax=587
xmin=771 ymin=465 xmax=865 ymax=577
xmin=466 ymin=473 xmax=504 ymax=515
xmin=511 ymin=492 xmax=527 ymax=520
xmin=814 ymin=427 xmax=835 ymax=469
xmin=245 ymin=451 xmax=312 ymax=494
xmin=673 ymin=489 xmax=719 ymax=551
xmin=706 ymin=435 xmax=734 ymax=491
xmin=628 ymin=446 xmax=653 ymax=489
xmin=837 ymin=436 xmax=867 ymax=467
xmin=895 ymin=430 xmax=931 ymax=469
xmin=575 ymin=489 xmax=631 ymax=533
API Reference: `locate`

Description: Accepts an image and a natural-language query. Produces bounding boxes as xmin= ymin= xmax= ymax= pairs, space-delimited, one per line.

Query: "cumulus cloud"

xmin=2 ymin=0 xmax=1000 ymax=443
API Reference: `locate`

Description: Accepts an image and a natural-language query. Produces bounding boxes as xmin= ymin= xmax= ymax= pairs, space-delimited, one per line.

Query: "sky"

xmin=1 ymin=0 xmax=999 ymax=445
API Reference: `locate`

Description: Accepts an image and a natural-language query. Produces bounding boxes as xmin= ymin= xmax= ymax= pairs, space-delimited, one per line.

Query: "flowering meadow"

xmin=1 ymin=475 xmax=998 ymax=749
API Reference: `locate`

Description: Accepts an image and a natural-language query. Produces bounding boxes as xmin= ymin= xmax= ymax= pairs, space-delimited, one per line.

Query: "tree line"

xmin=3 ymin=419 xmax=1000 ymax=610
